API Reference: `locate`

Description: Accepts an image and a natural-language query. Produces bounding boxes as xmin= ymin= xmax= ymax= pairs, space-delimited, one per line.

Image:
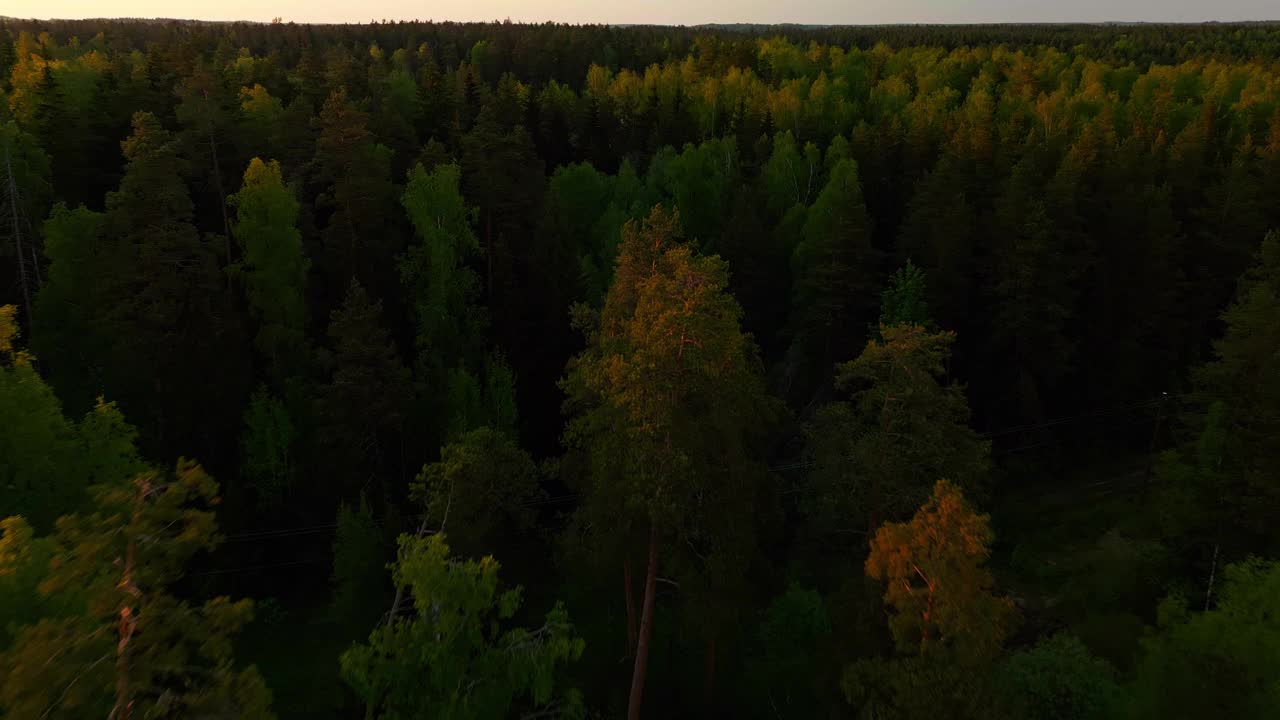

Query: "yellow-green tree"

xmin=229 ymin=157 xmax=309 ymax=380
xmin=341 ymin=534 xmax=583 ymax=720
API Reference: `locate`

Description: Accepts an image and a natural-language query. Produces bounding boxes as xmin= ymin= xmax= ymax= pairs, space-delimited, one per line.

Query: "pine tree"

xmin=412 ymin=427 xmax=539 ymax=559
xmin=317 ymin=280 xmax=412 ymax=505
xmin=790 ymin=157 xmax=880 ymax=378
xmin=895 ymin=158 xmax=974 ymax=334
xmin=37 ymin=112 xmax=240 ymax=455
xmin=562 ymin=206 xmax=775 ymax=720
xmin=0 ymin=461 xmax=274 ymax=719
xmin=984 ymin=156 xmax=1075 ymax=423
xmin=1157 ymin=231 xmax=1280 ymax=556
xmin=0 ymin=120 xmax=51 ymax=326
xmin=311 ymin=89 xmax=399 ymax=299
xmin=803 ymin=319 xmax=988 ymax=535
xmin=865 ymin=479 xmax=1013 ymax=658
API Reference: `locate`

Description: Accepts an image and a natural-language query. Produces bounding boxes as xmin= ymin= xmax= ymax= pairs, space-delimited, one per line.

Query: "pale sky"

xmin=3 ymin=0 xmax=1277 ymax=26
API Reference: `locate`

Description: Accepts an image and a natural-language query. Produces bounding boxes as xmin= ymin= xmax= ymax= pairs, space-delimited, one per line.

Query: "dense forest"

xmin=1 ymin=17 xmax=1279 ymax=719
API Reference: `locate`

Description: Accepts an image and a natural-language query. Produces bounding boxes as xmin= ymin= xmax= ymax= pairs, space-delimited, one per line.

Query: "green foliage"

xmin=566 ymin=206 xmax=771 ymax=526
xmin=340 ymin=534 xmax=584 ymax=720
xmin=230 ymin=157 xmax=310 ymax=378
xmin=761 ymin=131 xmax=820 ymax=217
xmin=399 ymin=162 xmax=513 ymax=439
xmin=0 ymin=461 xmax=274 ymax=719
xmin=649 ymin=138 xmax=738 ymax=249
xmin=35 ymin=111 xmax=236 ymax=455
xmin=987 ymin=156 xmax=1076 ymax=418
xmin=879 ymin=261 xmax=932 ymax=330
xmin=413 ymin=427 xmax=539 ymax=558
xmin=0 ymin=517 xmax=62 ymax=651
xmin=790 ymin=157 xmax=879 ymax=366
xmin=0 ymin=118 xmax=51 ymax=246
xmin=743 ymin=584 xmax=831 ymax=718
xmin=240 ymin=387 xmax=295 ymax=511
xmin=312 ymin=88 xmax=399 ymax=293
xmin=1183 ymin=232 xmax=1280 ymax=549
xmin=317 ymin=280 xmax=412 ymax=503
xmin=399 ymin=162 xmax=483 ymax=369
xmin=0 ymin=308 xmax=82 ymax=528
xmin=895 ymin=159 xmax=974 ymax=331
xmin=1126 ymin=558 xmax=1280 ymax=719
xmin=8 ymin=20 xmax=1280 ymax=720
xmin=238 ymin=84 xmax=287 ymax=155
xmin=542 ymin=160 xmax=643 ymax=306
xmin=1 ymin=309 xmax=146 ymax=530
xmin=329 ymin=495 xmax=388 ymax=629
xmin=843 ymin=650 xmax=993 ymax=720
xmin=804 ymin=325 xmax=989 ymax=532
xmin=30 ymin=204 xmax=108 ymax=411
xmin=994 ymin=633 xmax=1120 ymax=720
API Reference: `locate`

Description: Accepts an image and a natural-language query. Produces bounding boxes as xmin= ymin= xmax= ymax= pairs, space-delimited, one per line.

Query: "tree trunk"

xmin=624 ymin=557 xmax=637 ymax=652
xmin=4 ymin=145 xmax=33 ymax=329
xmin=627 ymin=526 xmax=659 ymax=720
xmin=111 ymin=479 xmax=149 ymax=720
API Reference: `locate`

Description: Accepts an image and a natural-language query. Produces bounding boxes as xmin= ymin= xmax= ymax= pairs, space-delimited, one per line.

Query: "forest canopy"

xmin=1 ymin=17 xmax=1280 ymax=720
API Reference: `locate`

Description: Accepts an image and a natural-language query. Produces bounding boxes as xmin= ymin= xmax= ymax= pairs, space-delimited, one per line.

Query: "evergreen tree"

xmin=984 ymin=156 xmax=1075 ymax=423
xmin=0 ymin=461 xmax=274 ymax=719
xmin=329 ymin=495 xmax=389 ymax=630
xmin=317 ymin=280 xmax=412 ymax=506
xmin=803 ymin=322 xmax=989 ymax=535
xmin=790 ymin=157 xmax=880 ymax=379
xmin=37 ymin=112 xmax=241 ymax=457
xmin=412 ymin=427 xmax=539 ymax=559
xmin=894 ymin=158 xmax=974 ymax=334
xmin=843 ymin=481 xmax=1013 ymax=720
xmin=1 ymin=305 xmax=146 ymax=531
xmin=562 ymin=206 xmax=775 ymax=720
xmin=1157 ymin=231 xmax=1280 ymax=557
xmin=311 ymin=89 xmax=399 ymax=299
xmin=865 ymin=479 xmax=1013 ymax=659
